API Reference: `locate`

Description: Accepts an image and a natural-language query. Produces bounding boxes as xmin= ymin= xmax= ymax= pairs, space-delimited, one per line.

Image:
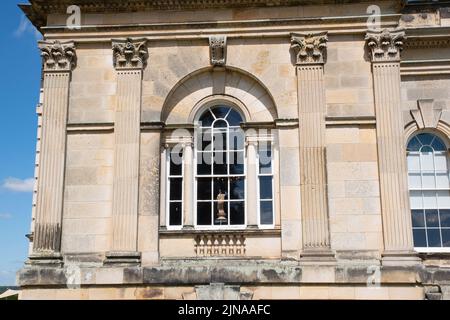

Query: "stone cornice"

xmin=290 ymin=32 xmax=328 ymax=65
xmin=38 ymin=40 xmax=76 ymax=72
xmin=365 ymin=28 xmax=406 ymax=63
xmin=112 ymin=38 xmax=148 ymax=70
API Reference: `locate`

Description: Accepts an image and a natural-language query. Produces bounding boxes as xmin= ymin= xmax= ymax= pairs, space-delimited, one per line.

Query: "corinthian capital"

xmin=112 ymin=38 xmax=148 ymax=70
xmin=365 ymin=29 xmax=406 ymax=62
xmin=39 ymin=40 xmax=76 ymax=72
xmin=290 ymin=32 xmax=328 ymax=65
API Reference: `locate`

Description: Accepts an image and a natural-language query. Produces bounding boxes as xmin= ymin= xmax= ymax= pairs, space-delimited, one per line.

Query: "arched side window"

xmin=195 ymin=106 xmax=246 ymax=227
xmin=407 ymin=133 xmax=450 ymax=250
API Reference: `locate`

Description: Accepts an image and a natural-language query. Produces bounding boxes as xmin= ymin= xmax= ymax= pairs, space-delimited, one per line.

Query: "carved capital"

xmin=209 ymin=35 xmax=227 ymax=67
xmin=365 ymin=29 xmax=406 ymax=62
xmin=39 ymin=40 xmax=76 ymax=72
xmin=290 ymin=32 xmax=328 ymax=65
xmin=112 ymin=38 xmax=148 ymax=70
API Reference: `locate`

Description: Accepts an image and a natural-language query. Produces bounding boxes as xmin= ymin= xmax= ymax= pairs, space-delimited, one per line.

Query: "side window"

xmin=258 ymin=142 xmax=274 ymax=226
xmin=167 ymin=148 xmax=183 ymax=227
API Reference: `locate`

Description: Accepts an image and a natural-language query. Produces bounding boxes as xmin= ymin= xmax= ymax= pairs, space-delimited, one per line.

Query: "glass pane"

xmin=197 ymin=129 xmax=212 ymax=151
xmin=413 ymin=229 xmax=427 ymax=247
xmin=409 ymin=191 xmax=423 ymax=209
xmin=230 ymin=201 xmax=245 ymax=225
xmin=170 ymin=151 xmax=183 ymax=176
xmin=197 ymin=178 xmax=212 ymax=200
xmin=422 ymin=173 xmax=436 ymax=189
xmin=417 ymin=133 xmax=434 ymax=146
xmin=432 ymin=137 xmax=447 ymax=152
xmin=169 ymin=178 xmax=182 ymax=200
xmin=259 ymin=147 xmax=272 ymax=174
xmin=213 ymin=120 xmax=228 ymax=128
xmin=199 ymin=109 xmax=215 ymax=127
xmin=213 ymin=177 xmax=228 ymax=200
xmin=213 ymin=130 xmax=227 ymax=151
xmin=230 ymin=152 xmax=244 ymax=175
xmin=440 ymin=210 xmax=450 ymax=228
xmin=211 ymin=106 xmax=230 ymax=119
xmin=407 ymin=137 xmax=421 ymax=152
xmin=434 ymin=153 xmax=448 ymax=171
xmin=408 ymin=173 xmax=421 ymax=189
xmin=213 ymin=152 xmax=227 ymax=175
xmin=227 ymin=109 xmax=243 ymax=126
xmin=260 ymin=176 xmax=273 ymax=200
xmin=229 ymin=128 xmax=244 ymax=150
xmin=425 ymin=209 xmax=440 ymax=228
xmin=423 ymin=191 xmax=437 ymax=208
xmin=214 ymin=201 xmax=228 ymax=225
xmin=169 ymin=202 xmax=182 ymax=226
xmin=197 ymin=202 xmax=212 ymax=225
xmin=197 ymin=152 xmax=212 ymax=175
xmin=437 ymin=190 xmax=450 ymax=208
xmin=230 ymin=177 xmax=245 ymax=200
xmin=421 ymin=152 xmax=434 ymax=171
xmin=260 ymin=201 xmax=274 ymax=225
xmin=436 ymin=173 xmax=450 ymax=189
xmin=407 ymin=154 xmax=420 ymax=171
xmin=442 ymin=229 xmax=450 ymax=247
xmin=427 ymin=229 xmax=442 ymax=247
xmin=412 ymin=210 xmax=425 ymax=228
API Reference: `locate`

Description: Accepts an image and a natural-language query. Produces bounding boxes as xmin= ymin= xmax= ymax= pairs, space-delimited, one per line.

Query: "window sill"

xmin=159 ymin=227 xmax=281 ymax=237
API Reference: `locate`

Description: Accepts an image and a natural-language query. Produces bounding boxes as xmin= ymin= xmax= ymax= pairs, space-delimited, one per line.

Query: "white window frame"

xmin=257 ymin=138 xmax=275 ymax=229
xmin=166 ymin=145 xmax=184 ymax=231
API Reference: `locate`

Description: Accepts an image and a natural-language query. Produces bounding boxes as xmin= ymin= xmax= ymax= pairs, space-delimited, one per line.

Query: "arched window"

xmin=195 ymin=106 xmax=246 ymax=227
xmin=407 ymin=133 xmax=450 ymax=249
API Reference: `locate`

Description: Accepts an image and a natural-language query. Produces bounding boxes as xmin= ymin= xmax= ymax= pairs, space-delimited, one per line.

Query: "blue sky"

xmin=0 ymin=1 xmax=41 ymax=286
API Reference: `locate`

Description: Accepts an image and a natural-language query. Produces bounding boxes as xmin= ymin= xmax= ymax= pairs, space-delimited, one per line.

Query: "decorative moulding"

xmin=365 ymin=28 xmax=406 ymax=62
xmin=39 ymin=40 xmax=76 ymax=72
xmin=290 ymin=32 xmax=328 ymax=65
xmin=112 ymin=38 xmax=148 ymax=70
xmin=209 ymin=35 xmax=227 ymax=67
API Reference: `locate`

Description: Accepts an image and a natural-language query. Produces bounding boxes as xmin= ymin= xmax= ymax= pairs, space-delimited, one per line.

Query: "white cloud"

xmin=0 ymin=213 xmax=12 ymax=220
xmin=14 ymin=14 xmax=41 ymax=39
xmin=2 ymin=178 xmax=34 ymax=193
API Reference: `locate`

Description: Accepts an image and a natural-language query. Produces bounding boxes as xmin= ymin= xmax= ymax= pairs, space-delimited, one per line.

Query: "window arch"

xmin=195 ymin=105 xmax=246 ymax=227
xmin=407 ymin=132 xmax=450 ymax=249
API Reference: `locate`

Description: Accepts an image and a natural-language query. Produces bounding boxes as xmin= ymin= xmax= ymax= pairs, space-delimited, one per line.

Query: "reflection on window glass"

xmin=168 ymin=149 xmax=183 ymax=227
xmin=258 ymin=143 xmax=274 ymax=226
xmin=407 ymin=133 xmax=450 ymax=248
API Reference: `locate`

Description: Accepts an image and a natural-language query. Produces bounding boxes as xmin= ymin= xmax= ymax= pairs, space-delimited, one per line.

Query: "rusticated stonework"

xmin=112 ymin=38 xmax=148 ymax=70
xmin=39 ymin=40 xmax=76 ymax=72
xmin=365 ymin=29 xmax=406 ymax=62
xmin=290 ymin=32 xmax=328 ymax=65
xmin=209 ymin=35 xmax=227 ymax=66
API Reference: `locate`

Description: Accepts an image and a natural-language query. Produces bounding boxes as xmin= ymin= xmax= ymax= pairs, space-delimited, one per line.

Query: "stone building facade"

xmin=17 ymin=0 xmax=450 ymax=299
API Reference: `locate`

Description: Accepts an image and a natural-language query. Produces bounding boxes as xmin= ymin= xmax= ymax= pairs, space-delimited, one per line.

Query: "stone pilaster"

xmin=183 ymin=139 xmax=194 ymax=229
xmin=106 ymin=38 xmax=148 ymax=265
xmin=246 ymin=137 xmax=258 ymax=228
xmin=290 ymin=33 xmax=334 ymax=262
xmin=365 ymin=29 xmax=420 ymax=265
xmin=29 ymin=40 xmax=76 ymax=266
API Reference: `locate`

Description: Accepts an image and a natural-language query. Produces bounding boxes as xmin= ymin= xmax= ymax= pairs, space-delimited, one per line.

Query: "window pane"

xmin=213 ymin=130 xmax=227 ymax=151
xmin=260 ymin=176 xmax=273 ymax=200
xmin=435 ymin=153 xmax=448 ymax=171
xmin=229 ymin=128 xmax=244 ymax=150
xmin=436 ymin=173 xmax=450 ymax=189
xmin=427 ymin=229 xmax=442 ymax=247
xmin=169 ymin=202 xmax=182 ymax=226
xmin=412 ymin=210 xmax=425 ymax=228
xmin=230 ymin=177 xmax=245 ymax=200
xmin=421 ymin=152 xmax=434 ymax=171
xmin=213 ymin=177 xmax=228 ymax=200
xmin=197 ymin=178 xmax=212 ymax=200
xmin=408 ymin=173 xmax=421 ymax=189
xmin=230 ymin=152 xmax=244 ymax=175
xmin=211 ymin=106 xmax=230 ymax=119
xmin=259 ymin=147 xmax=272 ymax=174
xmin=213 ymin=201 xmax=228 ymax=225
xmin=423 ymin=191 xmax=437 ymax=208
xmin=227 ymin=109 xmax=243 ymax=126
xmin=197 ymin=202 xmax=212 ymax=225
xmin=260 ymin=201 xmax=274 ymax=225
xmin=198 ymin=129 xmax=212 ymax=151
xmin=413 ymin=229 xmax=427 ymax=247
xmin=407 ymin=137 xmax=421 ymax=152
xmin=170 ymin=152 xmax=183 ymax=176
xmin=170 ymin=178 xmax=182 ymax=200
xmin=417 ymin=133 xmax=434 ymax=146
xmin=425 ymin=209 xmax=440 ymax=228
xmin=432 ymin=137 xmax=447 ymax=151
xmin=197 ymin=152 xmax=212 ymax=175
xmin=440 ymin=210 xmax=450 ymax=228
xmin=407 ymin=154 xmax=420 ymax=171
xmin=422 ymin=173 xmax=436 ymax=189
xmin=199 ymin=109 xmax=215 ymax=127
xmin=409 ymin=191 xmax=423 ymax=209
xmin=230 ymin=201 xmax=245 ymax=225
xmin=442 ymin=229 xmax=450 ymax=247
xmin=213 ymin=152 xmax=227 ymax=175
xmin=437 ymin=191 xmax=450 ymax=208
